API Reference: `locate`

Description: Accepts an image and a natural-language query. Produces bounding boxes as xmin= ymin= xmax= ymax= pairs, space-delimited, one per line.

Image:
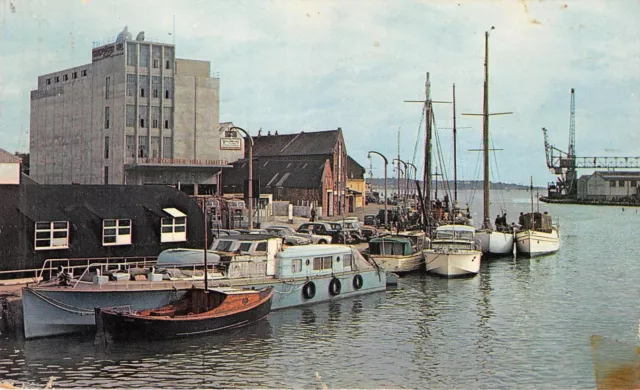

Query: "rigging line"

xmin=411 ymin=104 xmax=426 ymax=168
xmin=489 ymin=135 xmax=508 ymax=211
xmin=432 ymin=111 xmax=452 ymax=202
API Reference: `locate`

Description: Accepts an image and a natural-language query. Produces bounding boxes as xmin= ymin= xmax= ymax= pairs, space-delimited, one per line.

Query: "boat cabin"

xmin=369 ymin=235 xmax=422 ymax=256
xmin=432 ymin=225 xmax=478 ymax=250
xmin=518 ymin=212 xmax=553 ymax=232
xmin=209 ymin=234 xmax=282 ymax=278
xmin=274 ymin=244 xmax=369 ymax=279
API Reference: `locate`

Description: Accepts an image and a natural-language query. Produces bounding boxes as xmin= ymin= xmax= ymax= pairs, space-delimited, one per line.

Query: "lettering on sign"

xmin=220 ymin=138 xmax=242 ymax=150
xmin=92 ymin=43 xmax=125 ymax=61
xmin=140 ymin=158 xmax=229 ymax=166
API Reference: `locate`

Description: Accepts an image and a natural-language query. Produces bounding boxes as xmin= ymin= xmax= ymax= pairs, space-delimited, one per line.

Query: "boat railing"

xmin=38 ymin=256 xmax=159 ymax=283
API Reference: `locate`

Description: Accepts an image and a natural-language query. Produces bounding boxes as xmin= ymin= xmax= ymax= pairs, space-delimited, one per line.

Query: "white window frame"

xmin=161 ymin=208 xmax=187 ymax=242
xmin=103 ymin=219 xmax=132 ymax=246
xmin=35 ymin=221 xmax=69 ymax=250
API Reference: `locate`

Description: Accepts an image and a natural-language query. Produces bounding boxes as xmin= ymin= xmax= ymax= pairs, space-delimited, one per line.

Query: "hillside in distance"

xmin=366 ymin=178 xmax=544 ymax=191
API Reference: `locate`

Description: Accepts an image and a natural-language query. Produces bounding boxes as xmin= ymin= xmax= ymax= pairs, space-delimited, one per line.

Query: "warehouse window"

xmin=103 ymin=219 xmax=132 ymax=246
xmin=34 ymin=221 xmax=69 ymax=250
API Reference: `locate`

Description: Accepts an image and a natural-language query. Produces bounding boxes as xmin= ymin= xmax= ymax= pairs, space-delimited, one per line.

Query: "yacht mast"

xmin=453 ymin=84 xmax=458 ymax=203
xmin=482 ymin=30 xmax=491 ymax=230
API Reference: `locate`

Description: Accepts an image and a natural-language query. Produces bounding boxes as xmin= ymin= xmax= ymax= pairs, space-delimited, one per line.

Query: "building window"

xmin=63 ymin=74 xmax=68 ymax=81
xmin=151 ymin=106 xmax=160 ymax=128
xmin=161 ymin=208 xmax=187 ymax=242
xmin=72 ymin=72 xmax=77 ymax=79
xmin=104 ymin=106 xmax=110 ymax=129
xmin=81 ymin=69 xmax=87 ymax=77
xmin=164 ymin=77 xmax=173 ymax=99
xmin=55 ymin=76 xmax=60 ymax=83
xmin=103 ymin=219 xmax=132 ymax=246
xmin=164 ymin=47 xmax=174 ymax=69
xmin=46 ymin=78 xmax=51 ymax=85
xmin=126 ymin=135 xmax=136 ymax=158
xmin=127 ymin=42 xmax=137 ymax=66
xmin=153 ymin=58 xmax=159 ymax=68
xmin=610 ymin=181 xmax=616 ymax=187
xmin=104 ymin=166 xmax=109 ymax=184
xmin=104 ymin=136 xmax=110 ymax=159
xmin=139 ymin=44 xmax=150 ymax=67
xmin=126 ymin=105 xmax=136 ymax=127
xmin=139 ymin=105 xmax=148 ymax=128
xmin=126 ymin=74 xmax=136 ymax=97
xmin=35 ymin=221 xmax=69 ymax=250
xmin=139 ymin=75 xmax=148 ymax=98
xmin=163 ymin=137 xmax=172 ymax=158
xmin=138 ymin=136 xmax=148 ymax=158
xmin=152 ymin=76 xmax=161 ymax=98
xmin=105 ymin=77 xmax=110 ymax=99
xmin=292 ymin=259 xmax=302 ymax=273
xmin=619 ymin=180 xmax=625 ymax=187
xmin=225 ymin=130 xmax=237 ymax=138
xmin=163 ymin=110 xmax=172 ymax=129
xmin=165 ymin=60 xmax=171 ymax=70
xmin=151 ymin=136 xmax=160 ymax=158
xmin=631 ymin=180 xmax=637 ymax=187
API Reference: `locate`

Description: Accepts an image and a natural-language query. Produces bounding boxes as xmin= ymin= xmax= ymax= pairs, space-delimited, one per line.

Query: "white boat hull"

xmin=476 ymin=230 xmax=514 ymax=256
xmin=369 ymin=253 xmax=424 ymax=274
xmin=515 ymin=228 xmax=560 ymax=257
xmin=423 ymin=249 xmax=482 ymax=277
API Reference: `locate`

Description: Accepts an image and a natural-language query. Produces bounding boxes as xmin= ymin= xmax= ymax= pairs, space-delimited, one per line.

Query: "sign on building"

xmin=220 ymin=138 xmax=242 ymax=150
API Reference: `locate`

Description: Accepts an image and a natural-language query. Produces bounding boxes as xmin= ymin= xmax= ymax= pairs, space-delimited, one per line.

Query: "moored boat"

xmin=23 ymin=235 xmax=387 ymax=339
xmin=423 ymin=225 xmax=482 ymax=277
xmin=95 ymin=287 xmax=274 ymax=340
xmin=367 ymin=231 xmax=427 ymax=274
xmin=515 ymin=212 xmax=560 ymax=257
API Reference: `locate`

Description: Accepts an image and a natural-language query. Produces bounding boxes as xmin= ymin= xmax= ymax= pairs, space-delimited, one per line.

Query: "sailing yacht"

xmin=469 ymin=29 xmax=515 ymax=256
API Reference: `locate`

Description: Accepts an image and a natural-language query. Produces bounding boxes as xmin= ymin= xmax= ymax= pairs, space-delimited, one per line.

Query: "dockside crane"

xmin=543 ymin=88 xmax=640 ymax=199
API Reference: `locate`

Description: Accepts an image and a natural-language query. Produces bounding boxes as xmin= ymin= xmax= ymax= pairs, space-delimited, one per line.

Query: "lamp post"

xmin=230 ymin=126 xmax=254 ymax=229
xmin=406 ymin=162 xmax=417 ymax=197
xmin=393 ymin=158 xmax=408 ymax=210
xmin=368 ymin=151 xmax=388 ymax=227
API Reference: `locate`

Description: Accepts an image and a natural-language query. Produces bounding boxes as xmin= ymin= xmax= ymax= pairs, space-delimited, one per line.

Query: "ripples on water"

xmin=1 ymin=192 xmax=639 ymax=388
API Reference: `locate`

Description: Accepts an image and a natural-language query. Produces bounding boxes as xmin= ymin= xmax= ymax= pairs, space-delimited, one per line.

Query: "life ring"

xmin=329 ymin=278 xmax=342 ymax=296
xmin=353 ymin=274 xmax=363 ymax=290
xmin=302 ymin=281 xmax=316 ymax=300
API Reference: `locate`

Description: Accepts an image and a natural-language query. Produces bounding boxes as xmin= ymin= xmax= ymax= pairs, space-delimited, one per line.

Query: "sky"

xmin=0 ymin=0 xmax=639 ymax=185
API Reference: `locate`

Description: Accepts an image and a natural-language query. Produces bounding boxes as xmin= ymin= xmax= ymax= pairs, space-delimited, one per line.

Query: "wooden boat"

xmin=367 ymin=232 xmax=427 ymax=274
xmin=95 ymin=286 xmax=274 ymax=340
xmin=515 ymin=179 xmax=560 ymax=257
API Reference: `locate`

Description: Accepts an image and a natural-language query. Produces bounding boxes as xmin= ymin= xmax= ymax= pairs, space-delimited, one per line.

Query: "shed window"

xmin=35 ymin=221 xmax=69 ymax=250
xmin=161 ymin=217 xmax=187 ymax=242
xmin=103 ymin=219 xmax=132 ymax=246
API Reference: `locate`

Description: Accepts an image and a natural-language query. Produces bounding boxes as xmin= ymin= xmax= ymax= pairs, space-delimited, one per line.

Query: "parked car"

xmin=211 ymin=229 xmax=241 ymax=239
xmin=364 ymin=214 xmax=379 ymax=226
xmin=335 ymin=220 xmax=364 ymax=243
xmin=235 ymin=228 xmax=270 ymax=235
xmin=296 ymin=222 xmax=337 ymax=244
xmin=360 ymin=226 xmax=379 ymax=242
xmin=264 ymin=226 xmax=313 ymax=246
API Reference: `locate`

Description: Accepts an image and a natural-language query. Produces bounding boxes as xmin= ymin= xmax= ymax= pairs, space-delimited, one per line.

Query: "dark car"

xmin=364 ymin=214 xmax=379 ymax=226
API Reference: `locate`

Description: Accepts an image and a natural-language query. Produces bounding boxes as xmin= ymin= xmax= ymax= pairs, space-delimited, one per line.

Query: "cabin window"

xmin=292 ymin=259 xmax=302 ymax=273
xmin=322 ymin=256 xmax=333 ymax=269
xmin=161 ymin=210 xmax=187 ymax=243
xmin=102 ymin=219 xmax=132 ymax=246
xmin=34 ymin=221 xmax=69 ymax=250
xmin=256 ymin=241 xmax=267 ymax=251
xmin=343 ymin=253 xmax=353 ymax=268
xmin=214 ymin=240 xmax=234 ymax=251
xmin=238 ymin=242 xmax=252 ymax=252
xmin=313 ymin=256 xmax=332 ymax=270
xmin=619 ymin=180 xmax=625 ymax=187
xmin=312 ymin=257 xmax=323 ymax=271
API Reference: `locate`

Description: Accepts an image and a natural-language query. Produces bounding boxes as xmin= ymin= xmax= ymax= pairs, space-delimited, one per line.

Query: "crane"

xmin=543 ymin=89 xmax=640 ymax=199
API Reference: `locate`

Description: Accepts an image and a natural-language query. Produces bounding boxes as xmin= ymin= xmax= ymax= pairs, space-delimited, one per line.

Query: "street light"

xmin=368 ymin=151 xmax=388 ymax=227
xmin=393 ymin=158 xmax=408 ymax=207
xmin=406 ymin=162 xmax=417 ymax=197
xmin=230 ymin=126 xmax=254 ymax=229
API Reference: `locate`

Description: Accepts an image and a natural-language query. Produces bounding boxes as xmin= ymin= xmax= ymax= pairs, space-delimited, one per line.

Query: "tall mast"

xmin=452 ymin=83 xmax=458 ymax=203
xmin=482 ymin=30 xmax=491 ymax=230
xmin=397 ymin=129 xmax=401 ymax=203
xmin=424 ymin=73 xmax=432 ymax=221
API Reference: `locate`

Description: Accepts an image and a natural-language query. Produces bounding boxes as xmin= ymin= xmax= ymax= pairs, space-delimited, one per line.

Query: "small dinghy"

xmin=95 ymin=286 xmax=274 ymax=340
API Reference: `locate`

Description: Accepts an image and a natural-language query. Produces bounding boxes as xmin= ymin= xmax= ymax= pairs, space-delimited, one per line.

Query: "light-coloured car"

xmin=265 ymin=226 xmax=313 ymax=246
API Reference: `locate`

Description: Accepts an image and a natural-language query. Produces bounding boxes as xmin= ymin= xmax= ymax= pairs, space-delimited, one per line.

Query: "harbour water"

xmin=1 ymin=190 xmax=639 ymax=388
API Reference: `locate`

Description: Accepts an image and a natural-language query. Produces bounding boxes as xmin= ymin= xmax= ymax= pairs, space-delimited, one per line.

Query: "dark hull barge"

xmin=96 ymin=286 xmax=273 ymax=340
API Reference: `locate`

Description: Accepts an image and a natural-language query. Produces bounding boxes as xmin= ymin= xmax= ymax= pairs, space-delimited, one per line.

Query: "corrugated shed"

xmin=222 ymin=156 xmax=328 ymax=189
xmin=596 ymin=171 xmax=640 ymax=181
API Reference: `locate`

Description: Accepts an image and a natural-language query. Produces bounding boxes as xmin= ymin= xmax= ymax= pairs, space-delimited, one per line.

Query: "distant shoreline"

xmin=366 ymin=179 xmax=543 ymax=191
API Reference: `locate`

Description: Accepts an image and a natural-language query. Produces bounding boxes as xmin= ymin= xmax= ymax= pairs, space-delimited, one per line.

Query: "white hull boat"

xmin=424 ymin=249 xmax=482 ymax=277
xmin=423 ymin=225 xmax=482 ymax=277
xmin=515 ymin=228 xmax=559 ymax=257
xmin=476 ymin=229 xmax=514 ymax=256
xmin=373 ymin=253 xmax=424 ymax=274
xmin=367 ymin=232 xmax=427 ymax=274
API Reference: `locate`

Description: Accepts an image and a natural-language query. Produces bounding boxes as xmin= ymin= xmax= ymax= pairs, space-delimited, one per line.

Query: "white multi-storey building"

xmin=30 ymin=27 xmax=244 ymax=194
